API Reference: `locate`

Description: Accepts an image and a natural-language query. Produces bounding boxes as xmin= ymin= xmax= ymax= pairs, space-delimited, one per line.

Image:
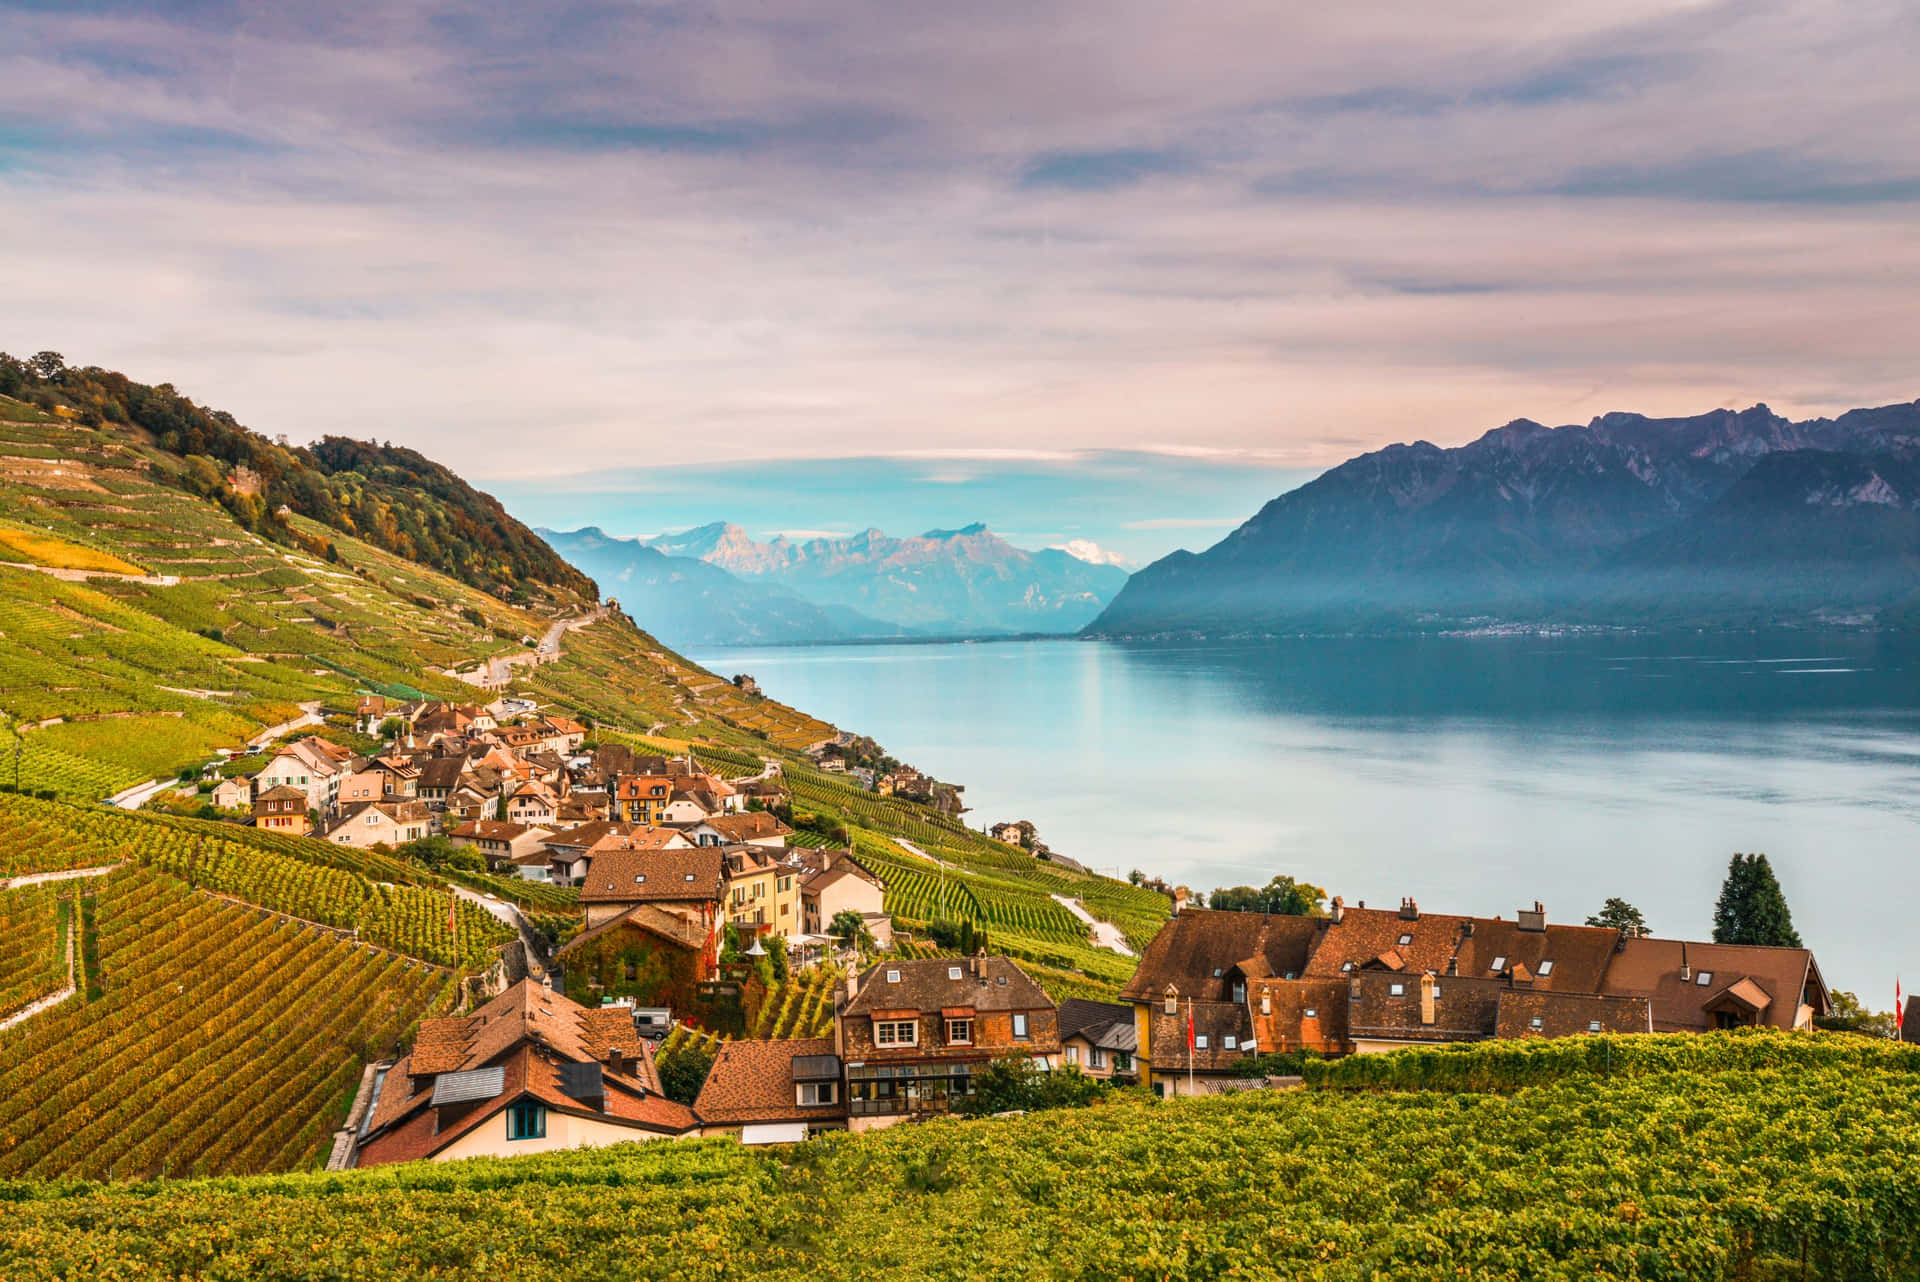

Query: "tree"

xmin=1814 ymin=991 xmax=1897 ymax=1040
xmin=29 ymin=350 xmax=65 ymax=381
xmin=1712 ymin=852 xmax=1802 ymax=948
xmin=953 ymin=1055 xmax=1103 ymax=1117
xmin=1586 ymin=897 xmax=1650 ymax=936
xmin=378 ymin=716 xmax=409 ymax=741
xmin=828 ymin=909 xmax=872 ymax=951
xmin=1205 ymin=875 xmax=1329 ymax=917
xmin=655 ymin=1044 xmax=715 ymax=1105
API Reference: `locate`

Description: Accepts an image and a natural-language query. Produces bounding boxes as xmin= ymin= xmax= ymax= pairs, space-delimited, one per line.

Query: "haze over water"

xmin=695 ymin=632 xmax=1920 ymax=1001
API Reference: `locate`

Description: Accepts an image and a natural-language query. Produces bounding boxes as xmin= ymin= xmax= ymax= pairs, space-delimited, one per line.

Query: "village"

xmin=180 ymin=694 xmax=1859 ymax=1168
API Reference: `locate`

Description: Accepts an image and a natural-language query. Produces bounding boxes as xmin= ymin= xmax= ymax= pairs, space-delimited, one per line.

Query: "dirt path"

xmin=0 ymin=560 xmax=179 ymax=587
xmin=0 ymin=895 xmax=79 ymax=1031
xmin=2 ymin=864 xmax=119 ymax=891
xmin=247 ymin=700 xmax=326 ymax=750
xmin=1051 ymin=894 xmax=1136 ymax=957
xmin=451 ymin=884 xmax=550 ymax=978
xmin=106 ymin=778 xmax=169 ymax=810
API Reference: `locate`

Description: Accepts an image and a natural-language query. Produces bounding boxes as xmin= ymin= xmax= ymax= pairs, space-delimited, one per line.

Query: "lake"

xmin=692 ymin=633 xmax=1920 ymax=1001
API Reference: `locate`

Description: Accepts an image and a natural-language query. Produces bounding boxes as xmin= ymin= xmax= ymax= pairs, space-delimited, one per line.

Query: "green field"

xmin=3 ymin=1031 xmax=1914 ymax=1279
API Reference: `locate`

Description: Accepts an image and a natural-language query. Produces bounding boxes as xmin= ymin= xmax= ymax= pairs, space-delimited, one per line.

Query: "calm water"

xmin=694 ymin=634 xmax=1920 ymax=1000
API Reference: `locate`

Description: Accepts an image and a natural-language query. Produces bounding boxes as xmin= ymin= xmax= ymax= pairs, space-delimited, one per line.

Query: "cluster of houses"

xmin=222 ymin=696 xmax=893 ymax=961
xmin=348 ymin=890 xmax=1829 ymax=1168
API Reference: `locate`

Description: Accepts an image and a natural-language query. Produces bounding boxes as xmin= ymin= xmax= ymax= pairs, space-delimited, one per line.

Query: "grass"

xmin=0 ymin=523 xmax=145 ymax=575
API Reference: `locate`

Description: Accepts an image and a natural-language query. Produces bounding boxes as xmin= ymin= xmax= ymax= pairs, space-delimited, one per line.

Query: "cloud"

xmin=1122 ymin=517 xmax=1248 ymax=531
xmin=0 ymin=0 xmax=1914 ymax=478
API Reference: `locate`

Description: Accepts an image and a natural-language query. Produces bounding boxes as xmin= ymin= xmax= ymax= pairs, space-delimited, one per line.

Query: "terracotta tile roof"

xmin=1346 ymin=972 xmax=1501 ymax=1044
xmin=580 ymin=847 xmax=726 ymax=904
xmin=693 ymin=1037 xmax=846 ymax=1126
xmin=845 ymin=956 xmax=1054 ymax=1018
xmin=1599 ymin=937 xmax=1824 ymax=1032
xmin=1298 ymin=906 xmax=1477 ymax=979
xmin=450 ymin=820 xmax=535 ymax=841
xmin=253 ymin=785 xmax=308 ymax=803
xmin=1494 ymin=989 xmax=1652 ymax=1039
xmin=1120 ymin=910 xmax=1320 ymax=1004
xmin=1247 ymin=978 xmax=1351 ymax=1054
xmin=1147 ymin=1000 xmax=1254 ymax=1072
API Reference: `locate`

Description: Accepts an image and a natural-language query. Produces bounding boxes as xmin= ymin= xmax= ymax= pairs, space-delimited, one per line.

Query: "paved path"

xmin=106 ymin=778 xmax=169 ymax=810
xmin=451 ymin=884 xmax=550 ymax=978
xmin=2 ymin=864 xmax=119 ymax=891
xmin=1051 ymin=894 xmax=1136 ymax=957
xmin=247 ymin=701 xmax=326 ymax=750
xmin=0 ymin=560 xmax=179 ymax=587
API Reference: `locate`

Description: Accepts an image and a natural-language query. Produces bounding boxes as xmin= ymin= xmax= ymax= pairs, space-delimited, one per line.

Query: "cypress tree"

xmin=1712 ymin=852 xmax=1803 ymax=947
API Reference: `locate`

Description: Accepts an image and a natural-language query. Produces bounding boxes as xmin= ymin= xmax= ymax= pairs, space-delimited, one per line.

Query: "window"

xmin=1340 ymin=962 xmax=1354 ymax=974
xmin=1089 ymin=1048 xmax=1106 ymax=1069
xmin=1491 ymin=956 xmax=1507 ymax=971
xmin=1065 ymin=1045 xmax=1079 ymax=1064
xmin=1588 ymin=1020 xmax=1602 ymax=1033
xmin=1195 ymin=1035 xmax=1209 ymax=1049
xmin=623 ymin=961 xmax=638 ymax=981
xmin=507 ymin=1101 xmax=546 ymax=1141
xmin=948 ymin=966 xmax=963 ymax=980
xmin=634 ymin=874 xmax=646 ymax=884
xmin=1304 ymin=1007 xmax=1318 ymax=1019
xmin=945 ymin=1018 xmax=973 ymax=1045
xmin=797 ymin=1082 xmax=837 ymax=1106
xmin=1223 ymin=1035 xmax=1238 ymax=1050
xmin=875 ymin=1020 xmax=918 ymax=1047
xmin=1529 ymin=1016 xmax=1543 ymax=1030
xmin=1230 ymin=981 xmax=1246 ymax=1004
xmin=1389 ymin=982 xmax=1405 ymax=997
xmin=1537 ymin=960 xmax=1555 ymax=977
xmin=1397 ymin=933 xmax=1413 ymax=946
xmin=1695 ymin=971 xmax=1713 ymax=987
xmin=886 ymin=969 xmax=901 ymax=984
xmin=684 ymin=873 xmax=696 ymax=882
xmin=1011 ymin=1013 xmax=1029 ymax=1040
xmin=1113 ymin=1052 xmax=1132 ymax=1072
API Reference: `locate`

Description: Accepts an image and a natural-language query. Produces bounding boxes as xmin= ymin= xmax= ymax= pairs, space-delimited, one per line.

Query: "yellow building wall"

xmin=432 ymin=1106 xmax=691 ymax=1162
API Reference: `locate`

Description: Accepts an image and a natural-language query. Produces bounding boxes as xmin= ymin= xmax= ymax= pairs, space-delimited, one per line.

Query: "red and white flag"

xmin=1897 ymin=978 xmax=1905 ymax=1036
xmin=1186 ymin=1008 xmax=1196 ymax=1051
xmin=447 ymin=895 xmax=458 ymax=936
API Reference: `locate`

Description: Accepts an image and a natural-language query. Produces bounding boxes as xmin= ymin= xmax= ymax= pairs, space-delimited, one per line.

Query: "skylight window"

xmin=1588 ymin=1020 xmax=1602 ymax=1033
xmin=948 ymin=966 xmax=963 ymax=980
xmin=886 ymin=969 xmax=901 ymax=984
xmin=1304 ymin=1008 xmax=1318 ymax=1019
xmin=1340 ymin=962 xmax=1353 ymax=974
xmin=1194 ymin=1034 xmax=1209 ymax=1049
xmin=1695 ymin=970 xmax=1713 ymax=986
xmin=1397 ymin=933 xmax=1413 ymax=946
xmin=634 ymin=874 xmax=646 ymax=884
xmin=1224 ymin=1035 xmax=1238 ymax=1050
xmin=1530 ymin=1016 xmax=1544 ymax=1029
xmin=1491 ymin=955 xmax=1507 ymax=971
xmin=1389 ymin=982 xmax=1405 ymax=997
xmin=684 ymin=873 xmax=695 ymax=881
xmin=1537 ymin=960 xmax=1555 ymax=976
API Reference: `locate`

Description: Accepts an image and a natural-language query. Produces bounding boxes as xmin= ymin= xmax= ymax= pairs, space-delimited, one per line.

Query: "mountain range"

xmin=543 ymin=521 xmax=1130 ymax=648
xmin=1087 ymin=400 xmax=1920 ymax=636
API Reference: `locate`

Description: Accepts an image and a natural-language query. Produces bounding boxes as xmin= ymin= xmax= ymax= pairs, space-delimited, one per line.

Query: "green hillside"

xmin=4 ymin=1032 xmax=1914 ymax=1279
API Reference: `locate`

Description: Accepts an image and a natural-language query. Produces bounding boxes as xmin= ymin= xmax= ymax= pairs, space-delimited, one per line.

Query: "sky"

xmin=3 ymin=1 xmax=1918 ymax=559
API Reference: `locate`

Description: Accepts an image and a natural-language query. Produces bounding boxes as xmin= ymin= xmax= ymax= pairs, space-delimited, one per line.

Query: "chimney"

xmin=1329 ymin=896 xmax=1345 ymax=925
xmin=1419 ymin=972 xmax=1437 ymax=1026
xmin=1399 ymin=897 xmax=1419 ymax=921
xmin=1172 ymin=887 xmax=1189 ymax=915
xmin=1517 ymin=901 xmax=1546 ymax=933
xmin=1679 ymin=942 xmax=1691 ymax=984
xmin=1445 ymin=956 xmax=1457 ymax=977
xmin=1260 ymin=992 xmax=1271 ymax=1016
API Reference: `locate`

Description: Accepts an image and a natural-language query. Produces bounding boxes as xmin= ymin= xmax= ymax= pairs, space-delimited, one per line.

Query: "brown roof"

xmin=1494 ymin=989 xmax=1652 ymax=1039
xmin=1599 ymin=937 xmax=1824 ymax=1032
xmin=416 ymin=757 xmax=469 ymax=790
xmin=845 ymin=956 xmax=1055 ymax=1018
xmin=1247 ymin=978 xmax=1351 ymax=1054
xmin=580 ymin=847 xmax=726 ymax=905
xmin=1345 ymin=972 xmax=1501 ymax=1045
xmin=253 ymin=785 xmax=308 ymax=803
xmin=1147 ymin=1000 xmax=1253 ymax=1073
xmin=693 ymin=1038 xmax=845 ymax=1126
xmin=451 ymin=820 xmax=535 ymax=841
xmin=1056 ymin=999 xmax=1137 ymax=1052
xmin=1120 ymin=909 xmax=1321 ymax=1004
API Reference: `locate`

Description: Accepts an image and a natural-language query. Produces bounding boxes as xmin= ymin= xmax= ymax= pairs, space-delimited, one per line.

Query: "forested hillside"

xmin=4 ymin=1032 xmax=1914 ymax=1279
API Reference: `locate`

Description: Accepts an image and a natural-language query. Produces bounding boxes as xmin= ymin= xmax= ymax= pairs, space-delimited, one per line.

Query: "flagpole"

xmin=1187 ymin=996 xmax=1194 ymax=1095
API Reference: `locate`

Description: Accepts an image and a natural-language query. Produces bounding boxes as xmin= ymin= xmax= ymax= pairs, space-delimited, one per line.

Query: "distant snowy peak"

xmin=1051 ymin=539 xmax=1133 ymax=569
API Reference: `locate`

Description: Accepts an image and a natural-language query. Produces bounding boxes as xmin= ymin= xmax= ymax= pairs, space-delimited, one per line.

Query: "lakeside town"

xmin=165 ymin=691 xmax=1879 ymax=1166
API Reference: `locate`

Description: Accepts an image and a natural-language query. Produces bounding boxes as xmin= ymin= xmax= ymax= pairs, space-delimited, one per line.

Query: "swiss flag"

xmin=1898 ymin=978 xmax=1905 ymax=1035
xmin=1186 ymin=1009 xmax=1195 ymax=1050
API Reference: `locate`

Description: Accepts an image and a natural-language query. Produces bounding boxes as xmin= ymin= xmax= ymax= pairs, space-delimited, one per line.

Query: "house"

xmin=835 ymin=955 xmax=1060 ymax=1131
xmin=1056 ymin=999 xmax=1138 ymax=1080
xmin=354 ymin=694 xmax=390 ymax=735
xmin=415 ymin=755 xmax=469 ymax=806
xmin=210 ymin=776 xmax=252 ymax=811
xmin=543 ymin=821 xmax=691 ymax=887
xmin=798 ymin=850 xmax=885 ymax=938
xmin=580 ymin=846 xmax=726 ymax=929
xmin=256 ymin=737 xmax=352 ymax=813
xmin=693 ymin=1038 xmax=846 ymax=1144
xmin=1122 ymin=897 xmax=1830 ymax=1095
xmin=535 ymin=715 xmax=588 ymax=752
xmin=611 ymin=775 xmax=675 ymax=826
xmin=1903 ymin=996 xmax=1919 ymax=1044
xmin=721 ymin=846 xmax=803 ymax=939
xmin=367 ymin=756 xmax=420 ymax=798
xmin=448 ymin=820 xmax=553 ymax=871
xmin=325 ymin=798 xmax=432 ymax=847
xmin=354 ymin=979 xmax=696 ymax=1167
xmin=337 ymin=769 xmax=387 ymax=807
xmin=683 ymin=811 xmax=793 ymax=850
xmin=659 ymin=790 xmax=720 ymax=826
xmin=554 ymin=903 xmax=719 ymax=1010
xmin=252 ymin=785 xmax=310 ymax=834
xmin=503 ymin=781 xmax=558 ymax=828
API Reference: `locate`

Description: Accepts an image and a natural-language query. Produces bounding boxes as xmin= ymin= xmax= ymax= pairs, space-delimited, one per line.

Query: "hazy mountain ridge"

xmin=643 ymin=521 xmax=1129 ymax=635
xmin=1087 ymin=400 xmax=1920 ymax=635
xmin=538 ymin=526 xmax=909 ymax=649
